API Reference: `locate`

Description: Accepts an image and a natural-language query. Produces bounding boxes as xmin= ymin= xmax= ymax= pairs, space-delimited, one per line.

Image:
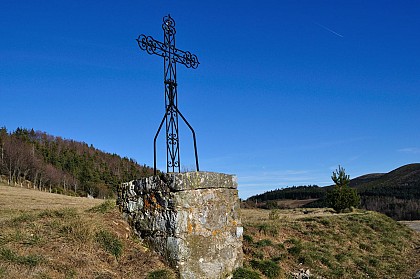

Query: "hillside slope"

xmin=352 ymin=163 xmax=420 ymax=198
xmin=0 ymin=127 xmax=154 ymax=199
xmin=0 ymin=184 xmax=175 ymax=279
xmin=241 ymin=208 xmax=420 ymax=278
xmin=348 ymin=173 xmax=385 ymax=187
xmin=354 ymin=164 xmax=420 ymax=220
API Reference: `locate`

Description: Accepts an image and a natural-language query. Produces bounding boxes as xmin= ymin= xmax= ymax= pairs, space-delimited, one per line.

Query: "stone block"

xmin=117 ymin=172 xmax=243 ymax=279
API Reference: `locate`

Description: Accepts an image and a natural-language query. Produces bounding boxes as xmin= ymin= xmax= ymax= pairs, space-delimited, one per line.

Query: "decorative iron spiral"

xmin=183 ymin=51 xmax=199 ymax=69
xmin=137 ymin=35 xmax=157 ymax=55
xmin=168 ymin=133 xmax=178 ymax=146
xmin=168 ymin=161 xmax=180 ymax=168
xmin=162 ymin=15 xmax=176 ymax=36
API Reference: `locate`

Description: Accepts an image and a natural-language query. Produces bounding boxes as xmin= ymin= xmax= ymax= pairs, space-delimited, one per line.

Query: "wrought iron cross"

xmin=137 ymin=14 xmax=200 ymax=174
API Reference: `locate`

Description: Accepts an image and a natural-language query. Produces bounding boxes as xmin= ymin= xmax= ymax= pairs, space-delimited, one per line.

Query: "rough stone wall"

xmin=117 ymin=172 xmax=243 ymax=279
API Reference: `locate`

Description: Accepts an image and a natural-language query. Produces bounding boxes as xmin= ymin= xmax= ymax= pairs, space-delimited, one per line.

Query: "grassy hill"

xmin=241 ymin=208 xmax=420 ymax=278
xmin=246 ymin=164 xmax=420 ymax=220
xmin=1 ymin=183 xmax=419 ymax=278
xmin=0 ymin=183 xmax=174 ymax=279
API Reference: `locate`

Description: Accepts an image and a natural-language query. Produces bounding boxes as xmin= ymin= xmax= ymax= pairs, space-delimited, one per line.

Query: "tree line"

xmin=245 ymin=164 xmax=420 ymax=220
xmin=0 ymin=127 xmax=153 ymax=198
xmin=248 ymin=185 xmax=326 ymax=202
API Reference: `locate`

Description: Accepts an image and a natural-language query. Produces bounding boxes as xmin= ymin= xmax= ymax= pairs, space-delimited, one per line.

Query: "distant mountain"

xmin=348 ymin=173 xmax=385 ymax=187
xmin=352 ymin=164 xmax=420 ymax=199
xmin=246 ymin=164 xmax=420 ymax=220
xmin=0 ymin=127 xmax=153 ymax=198
xmin=353 ymin=164 xmax=420 ymax=220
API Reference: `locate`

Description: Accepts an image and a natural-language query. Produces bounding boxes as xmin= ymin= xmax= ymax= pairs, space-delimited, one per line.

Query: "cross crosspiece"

xmin=136 ymin=14 xmax=200 ymax=174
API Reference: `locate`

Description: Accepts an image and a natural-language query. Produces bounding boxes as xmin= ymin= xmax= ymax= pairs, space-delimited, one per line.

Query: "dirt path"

xmin=400 ymin=221 xmax=420 ymax=233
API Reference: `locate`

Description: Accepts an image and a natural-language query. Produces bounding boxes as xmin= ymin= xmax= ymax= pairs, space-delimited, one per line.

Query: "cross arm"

xmin=137 ymin=34 xmax=167 ymax=58
xmin=172 ymin=48 xmax=199 ymax=69
xmin=137 ymin=34 xmax=200 ymax=69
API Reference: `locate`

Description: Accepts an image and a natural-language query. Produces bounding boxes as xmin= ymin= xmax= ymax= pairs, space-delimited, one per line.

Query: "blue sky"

xmin=1 ymin=1 xmax=419 ymax=199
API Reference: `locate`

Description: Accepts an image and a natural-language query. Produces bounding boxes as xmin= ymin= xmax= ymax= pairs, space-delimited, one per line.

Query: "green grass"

xmin=95 ymin=230 xmax=123 ymax=259
xmin=250 ymin=260 xmax=281 ymax=279
xmin=233 ymin=267 xmax=261 ymax=279
xmin=0 ymin=267 xmax=6 ymax=278
xmin=255 ymin=239 xmax=273 ymax=247
xmin=38 ymin=208 xmax=78 ymax=219
xmin=88 ymin=200 xmax=115 ymax=214
xmin=0 ymin=248 xmax=43 ymax=267
xmin=64 ymin=268 xmax=77 ymax=279
xmin=242 ymin=209 xmax=420 ymax=278
xmin=60 ymin=219 xmax=93 ymax=243
xmin=146 ymin=269 xmax=175 ymax=279
xmin=6 ymin=230 xmax=43 ymax=246
xmin=243 ymin=234 xmax=254 ymax=243
xmin=9 ymin=212 xmax=36 ymax=226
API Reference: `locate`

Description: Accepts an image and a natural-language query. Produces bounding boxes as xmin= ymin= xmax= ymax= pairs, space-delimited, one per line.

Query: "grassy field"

xmin=1 ymin=183 xmax=419 ymax=279
xmin=0 ymin=183 xmax=175 ymax=279
xmin=240 ymin=208 xmax=420 ymax=279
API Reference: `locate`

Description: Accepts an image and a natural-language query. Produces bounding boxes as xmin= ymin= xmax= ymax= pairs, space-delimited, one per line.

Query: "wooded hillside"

xmin=0 ymin=127 xmax=153 ymax=198
xmin=246 ymin=164 xmax=420 ymax=220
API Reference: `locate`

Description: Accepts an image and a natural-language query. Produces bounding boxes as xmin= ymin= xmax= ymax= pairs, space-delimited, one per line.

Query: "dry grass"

xmin=254 ymin=199 xmax=319 ymax=209
xmin=241 ymin=208 xmax=420 ymax=278
xmin=2 ymin=183 xmax=419 ymax=278
xmin=0 ymin=184 xmax=173 ymax=279
xmin=0 ymin=183 xmax=102 ymax=210
xmin=242 ymin=207 xmax=338 ymax=223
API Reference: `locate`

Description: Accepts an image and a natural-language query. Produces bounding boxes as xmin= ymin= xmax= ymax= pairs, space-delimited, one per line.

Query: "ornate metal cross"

xmin=136 ymin=14 xmax=200 ymax=174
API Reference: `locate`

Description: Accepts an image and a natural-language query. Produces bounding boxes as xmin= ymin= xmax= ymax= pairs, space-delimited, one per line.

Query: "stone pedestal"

xmin=117 ymin=172 xmax=243 ymax=279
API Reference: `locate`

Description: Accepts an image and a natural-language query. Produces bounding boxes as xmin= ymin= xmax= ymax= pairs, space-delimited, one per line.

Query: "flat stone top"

xmin=168 ymin=171 xmax=237 ymax=191
xmin=122 ymin=172 xmax=238 ymax=194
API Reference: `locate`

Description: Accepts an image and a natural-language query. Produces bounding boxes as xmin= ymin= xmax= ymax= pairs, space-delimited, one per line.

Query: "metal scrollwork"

xmin=138 ymin=35 xmax=155 ymax=55
xmin=136 ymin=14 xmax=200 ymax=174
xmin=183 ymin=51 xmax=199 ymax=69
xmin=137 ymin=35 xmax=167 ymax=57
xmin=137 ymin=16 xmax=199 ymax=68
xmin=162 ymin=15 xmax=176 ymax=35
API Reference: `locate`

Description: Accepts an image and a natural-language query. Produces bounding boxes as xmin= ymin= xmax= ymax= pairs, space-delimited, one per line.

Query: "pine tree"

xmin=327 ymin=165 xmax=360 ymax=212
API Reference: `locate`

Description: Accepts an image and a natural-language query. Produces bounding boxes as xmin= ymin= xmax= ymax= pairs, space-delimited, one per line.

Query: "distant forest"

xmin=0 ymin=127 xmax=153 ymax=198
xmin=248 ymin=185 xmax=326 ymax=202
xmin=246 ymin=164 xmax=420 ymax=220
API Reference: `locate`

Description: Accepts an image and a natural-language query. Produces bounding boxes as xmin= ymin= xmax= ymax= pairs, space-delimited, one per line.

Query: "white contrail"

xmin=315 ymin=22 xmax=344 ymax=38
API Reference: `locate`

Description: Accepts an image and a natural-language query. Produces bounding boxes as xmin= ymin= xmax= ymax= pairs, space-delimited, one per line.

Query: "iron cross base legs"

xmin=153 ymin=99 xmax=199 ymax=175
